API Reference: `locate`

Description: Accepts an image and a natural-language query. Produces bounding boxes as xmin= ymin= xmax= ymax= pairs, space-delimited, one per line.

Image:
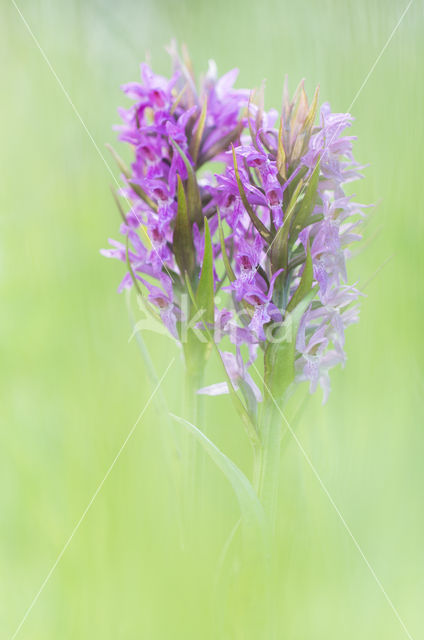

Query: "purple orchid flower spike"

xmin=103 ymin=45 xmax=369 ymax=540
xmin=103 ymin=44 xmax=367 ymax=418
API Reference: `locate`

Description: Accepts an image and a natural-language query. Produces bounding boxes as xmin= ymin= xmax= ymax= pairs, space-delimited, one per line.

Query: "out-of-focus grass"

xmin=1 ymin=0 xmax=423 ymax=638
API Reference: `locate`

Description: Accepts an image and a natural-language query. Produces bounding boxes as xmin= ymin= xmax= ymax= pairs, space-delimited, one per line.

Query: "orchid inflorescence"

xmin=102 ymin=44 xmax=366 ymax=417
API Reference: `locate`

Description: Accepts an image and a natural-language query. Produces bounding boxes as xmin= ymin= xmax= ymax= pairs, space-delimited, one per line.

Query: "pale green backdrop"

xmin=1 ymin=0 xmax=423 ymax=638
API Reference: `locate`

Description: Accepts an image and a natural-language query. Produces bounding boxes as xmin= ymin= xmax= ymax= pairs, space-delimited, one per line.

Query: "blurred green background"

xmin=1 ymin=0 xmax=423 ymax=638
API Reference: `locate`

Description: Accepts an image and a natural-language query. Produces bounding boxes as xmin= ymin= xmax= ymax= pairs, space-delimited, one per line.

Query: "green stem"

xmin=184 ymin=367 xmax=202 ymax=423
xmin=254 ymin=400 xmax=282 ymax=534
xmin=183 ymin=357 xmax=204 ymax=534
xmin=251 ymin=401 xmax=282 ymax=640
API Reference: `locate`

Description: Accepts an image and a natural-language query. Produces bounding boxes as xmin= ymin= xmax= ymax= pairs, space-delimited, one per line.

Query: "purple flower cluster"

xmin=103 ymin=49 xmax=366 ymax=404
xmin=102 ymin=46 xmax=248 ymax=334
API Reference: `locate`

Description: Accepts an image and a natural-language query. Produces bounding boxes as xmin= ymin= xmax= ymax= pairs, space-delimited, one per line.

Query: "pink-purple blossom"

xmin=102 ymin=49 xmax=367 ymax=404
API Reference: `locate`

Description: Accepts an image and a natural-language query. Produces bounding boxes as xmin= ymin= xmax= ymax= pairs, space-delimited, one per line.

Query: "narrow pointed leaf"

xmin=173 ymin=175 xmax=195 ymax=277
xmin=213 ymin=349 xmax=260 ymax=447
xmin=289 ymin=79 xmax=306 ymax=128
xmin=218 ymin=209 xmax=236 ymax=282
xmin=111 ymin=187 xmax=127 ymax=223
xmin=170 ymin=85 xmax=187 ymax=115
xmin=195 ymin=218 xmax=214 ymax=326
xmin=247 ymin=90 xmax=259 ymax=150
xmin=232 ymin=146 xmax=271 ymax=242
xmin=302 ymin=86 xmax=320 ymax=135
xmin=286 ymin=244 xmax=313 ymax=312
xmin=170 ymin=413 xmax=266 ymax=546
xmin=125 ymin=235 xmax=144 ymax=298
xmin=270 ymin=179 xmax=304 ymax=275
xmin=264 ymin=287 xmax=316 ymax=405
xmin=129 ymin=181 xmax=158 ymax=212
xmin=112 ymin=189 xmax=152 ymax=249
xmin=277 ymin=116 xmax=287 ymax=180
xmin=190 ymin=98 xmax=207 ymax=165
xmin=184 ymin=271 xmax=197 ymax=307
xmin=255 ymin=82 xmax=265 ymax=131
xmin=182 ymin=270 xmax=210 ymax=370
xmin=281 ymin=75 xmax=290 ymax=120
xmin=291 ymin=160 xmax=320 ymax=236
xmin=106 ymin=143 xmax=131 ymax=179
xmin=172 ymin=140 xmax=202 ymax=226
xmin=182 ymin=43 xmax=195 ymax=82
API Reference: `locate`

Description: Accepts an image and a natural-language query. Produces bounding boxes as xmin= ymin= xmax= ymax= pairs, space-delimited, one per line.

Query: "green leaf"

xmin=184 ymin=271 xmax=197 ymax=307
xmin=232 ymin=146 xmax=271 ymax=242
xmin=171 ymin=141 xmax=203 ymax=226
xmin=270 ymin=179 xmax=304 ymax=275
xmin=182 ymin=223 xmax=214 ymax=370
xmin=290 ymin=160 xmax=320 ymax=236
xmin=217 ymin=209 xmax=236 ymax=283
xmin=182 ymin=270 xmax=210 ymax=374
xmin=173 ymin=175 xmax=195 ymax=278
xmin=247 ymin=90 xmax=260 ymax=151
xmin=111 ymin=187 xmax=127 ymax=223
xmin=302 ymin=86 xmax=320 ymax=137
xmin=195 ymin=218 xmax=214 ymax=326
xmin=105 ymin=143 xmax=131 ymax=179
xmin=277 ymin=116 xmax=287 ymax=180
xmin=286 ymin=244 xmax=313 ymax=312
xmin=111 ymin=187 xmax=153 ymax=250
xmin=106 ymin=143 xmax=158 ymax=213
xmin=170 ymin=85 xmax=187 ymax=115
xmin=264 ymin=287 xmax=316 ymax=405
xmin=189 ymin=98 xmax=207 ymax=165
xmin=125 ymin=236 xmax=162 ymax=322
xmin=129 ymin=181 xmax=158 ymax=212
xmin=255 ymin=83 xmax=265 ymax=131
xmin=170 ymin=412 xmax=266 ymax=547
xmin=125 ymin=235 xmax=144 ymax=298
